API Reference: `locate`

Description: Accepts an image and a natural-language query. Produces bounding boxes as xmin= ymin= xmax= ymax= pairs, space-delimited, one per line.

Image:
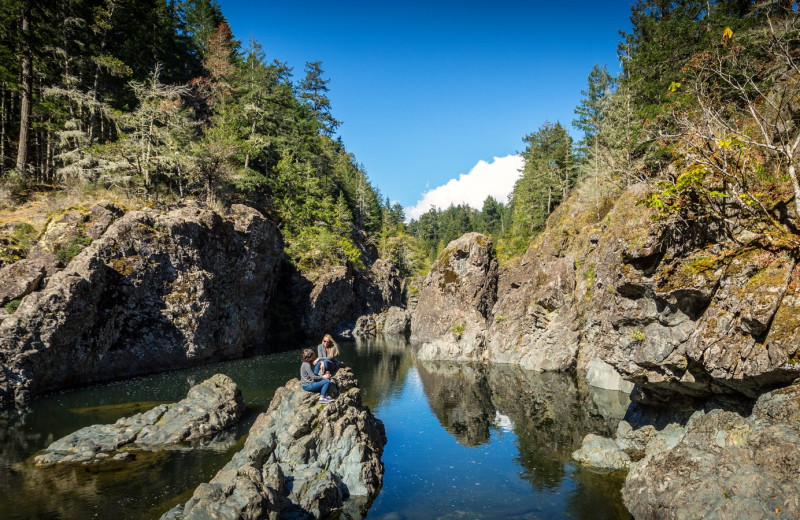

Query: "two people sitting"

xmin=300 ymin=334 xmax=341 ymax=404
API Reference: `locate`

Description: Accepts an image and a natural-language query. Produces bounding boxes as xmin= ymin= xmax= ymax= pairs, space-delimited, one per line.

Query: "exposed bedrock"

xmin=410 ymin=232 xmax=498 ymax=344
xmin=33 ymin=373 xmax=243 ymax=465
xmin=161 ymin=367 xmax=386 ymax=520
xmin=620 ymin=382 xmax=800 ymax=519
xmin=410 ymin=183 xmax=800 ymax=401
xmin=0 ymin=203 xmax=283 ymax=405
xmin=277 ymin=258 xmax=406 ymax=343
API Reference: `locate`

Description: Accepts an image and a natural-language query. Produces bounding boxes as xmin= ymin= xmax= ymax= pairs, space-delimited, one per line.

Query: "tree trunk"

xmin=788 ymin=161 xmax=800 ymax=223
xmin=15 ymin=0 xmax=32 ymax=174
xmin=1 ymin=83 xmax=6 ymax=176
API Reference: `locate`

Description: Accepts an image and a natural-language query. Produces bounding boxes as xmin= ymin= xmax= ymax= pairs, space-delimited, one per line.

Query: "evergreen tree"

xmin=510 ymin=121 xmax=575 ymax=250
xmin=299 ymin=61 xmax=340 ymax=137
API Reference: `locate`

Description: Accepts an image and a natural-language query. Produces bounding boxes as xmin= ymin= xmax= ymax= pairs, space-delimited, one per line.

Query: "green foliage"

xmin=510 ymin=121 xmax=576 ymax=247
xmin=450 ymin=323 xmax=465 ymax=335
xmin=56 ymin=235 xmax=92 ymax=265
xmin=4 ymin=299 xmax=21 ymax=314
xmin=0 ymin=222 xmax=37 ymax=263
xmin=629 ymin=330 xmax=646 ymax=342
xmin=285 ymin=225 xmax=363 ymax=271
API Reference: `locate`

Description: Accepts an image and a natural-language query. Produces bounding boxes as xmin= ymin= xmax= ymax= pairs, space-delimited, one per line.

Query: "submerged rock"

xmin=161 ymin=367 xmax=386 ymax=520
xmin=571 ymin=434 xmax=631 ymax=471
xmin=34 ymin=374 xmax=243 ymax=465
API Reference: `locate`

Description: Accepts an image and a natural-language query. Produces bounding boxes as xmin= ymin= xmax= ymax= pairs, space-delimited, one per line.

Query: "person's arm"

xmin=301 ymin=362 xmax=322 ymax=382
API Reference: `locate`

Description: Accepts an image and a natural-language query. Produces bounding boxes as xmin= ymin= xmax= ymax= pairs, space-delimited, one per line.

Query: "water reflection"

xmin=0 ymin=338 xmax=631 ymax=520
xmin=413 ymin=358 xmax=631 ymax=518
xmin=416 ymin=361 xmax=494 ymax=446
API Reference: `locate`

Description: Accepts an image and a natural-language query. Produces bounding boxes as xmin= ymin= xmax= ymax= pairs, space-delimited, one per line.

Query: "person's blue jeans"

xmin=314 ymin=360 xmax=334 ymax=374
xmin=302 ymin=379 xmax=330 ymax=397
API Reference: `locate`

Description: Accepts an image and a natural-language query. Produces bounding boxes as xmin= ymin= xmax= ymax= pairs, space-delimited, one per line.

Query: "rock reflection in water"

xmin=415 ymin=361 xmax=494 ymax=446
xmin=417 ymin=359 xmax=628 ymax=493
xmin=350 ymin=335 xmax=414 ymax=409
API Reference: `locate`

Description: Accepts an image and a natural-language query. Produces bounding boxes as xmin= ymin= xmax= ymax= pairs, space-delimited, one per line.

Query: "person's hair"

xmin=301 ymin=348 xmax=315 ymax=363
xmin=322 ymin=334 xmax=339 ymax=357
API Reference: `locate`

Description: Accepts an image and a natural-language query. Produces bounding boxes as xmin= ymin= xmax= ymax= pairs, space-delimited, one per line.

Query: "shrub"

xmin=5 ymin=299 xmax=21 ymax=314
xmin=450 ymin=323 xmax=465 ymax=335
xmin=56 ymin=236 xmax=93 ymax=265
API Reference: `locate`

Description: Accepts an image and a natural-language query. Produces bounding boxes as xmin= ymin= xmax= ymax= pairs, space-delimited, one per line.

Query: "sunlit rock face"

xmin=410 ymin=233 xmax=497 ymax=344
xmin=161 ymin=368 xmax=386 ymax=520
xmin=419 ymin=182 xmax=800 ymax=402
xmin=0 ymin=203 xmax=282 ymax=405
xmin=622 ymin=382 xmax=800 ymax=519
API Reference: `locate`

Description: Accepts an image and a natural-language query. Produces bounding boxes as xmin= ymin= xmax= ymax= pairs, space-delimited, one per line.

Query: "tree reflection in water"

xmin=415 ymin=358 xmax=631 ymax=518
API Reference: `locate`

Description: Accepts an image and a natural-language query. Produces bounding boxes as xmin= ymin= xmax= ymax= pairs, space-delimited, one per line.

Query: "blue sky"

xmin=222 ymin=1 xmax=633 ymax=216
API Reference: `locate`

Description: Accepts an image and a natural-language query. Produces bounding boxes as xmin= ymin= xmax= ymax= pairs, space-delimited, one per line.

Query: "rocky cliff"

xmin=0 ymin=202 xmax=283 ymax=405
xmin=411 ymin=181 xmax=800 ymax=519
xmin=411 ymin=184 xmax=800 ymax=401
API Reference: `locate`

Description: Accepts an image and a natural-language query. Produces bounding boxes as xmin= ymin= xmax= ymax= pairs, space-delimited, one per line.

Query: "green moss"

xmin=683 ymin=255 xmax=720 ymax=275
xmin=56 ymin=235 xmax=92 ymax=265
xmin=495 ymin=315 xmax=506 ymax=323
xmin=450 ymin=323 xmax=465 ymax=335
xmin=583 ymin=262 xmax=596 ymax=284
xmin=407 ymin=284 xmax=419 ymax=296
xmin=441 ymin=268 xmax=459 ymax=287
xmin=108 ymin=255 xmax=141 ymax=276
xmin=5 ymin=299 xmax=21 ymax=314
xmin=629 ymin=330 xmax=646 ymax=342
xmin=0 ymin=222 xmax=38 ymax=263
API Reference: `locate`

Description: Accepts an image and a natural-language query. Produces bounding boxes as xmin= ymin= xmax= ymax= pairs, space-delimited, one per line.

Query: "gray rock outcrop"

xmin=410 ymin=233 xmax=497 ymax=354
xmin=0 ymin=203 xmax=282 ymax=405
xmin=0 ymin=202 xmax=123 ymax=306
xmin=352 ymin=306 xmax=410 ymax=338
xmin=161 ymin=367 xmax=386 ymax=520
xmin=282 ymin=259 xmax=405 ymax=342
xmin=301 ymin=266 xmax=356 ymax=337
xmin=623 ymin=383 xmax=800 ymax=519
xmin=34 ymin=374 xmax=243 ymax=465
xmin=571 ymin=434 xmax=631 ymax=471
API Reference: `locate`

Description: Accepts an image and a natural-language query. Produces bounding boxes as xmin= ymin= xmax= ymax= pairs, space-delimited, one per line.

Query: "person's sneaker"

xmin=319 ymin=396 xmax=333 ymax=403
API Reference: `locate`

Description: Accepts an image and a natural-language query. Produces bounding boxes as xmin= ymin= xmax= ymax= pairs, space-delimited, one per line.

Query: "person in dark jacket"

xmin=300 ymin=348 xmax=332 ymax=403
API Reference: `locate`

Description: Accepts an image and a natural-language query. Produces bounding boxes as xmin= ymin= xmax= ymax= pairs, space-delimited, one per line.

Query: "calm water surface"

xmin=0 ymin=337 xmax=631 ymax=519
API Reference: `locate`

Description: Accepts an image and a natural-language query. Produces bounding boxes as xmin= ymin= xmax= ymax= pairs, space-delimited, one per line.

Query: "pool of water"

xmin=0 ymin=336 xmax=631 ymax=519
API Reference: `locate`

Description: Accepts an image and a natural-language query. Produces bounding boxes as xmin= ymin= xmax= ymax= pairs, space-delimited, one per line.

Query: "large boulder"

xmin=410 ymin=233 xmax=497 ymax=343
xmin=622 ymin=383 xmax=800 ymax=519
xmin=301 ymin=265 xmax=356 ymax=338
xmin=591 ymin=201 xmax=800 ymax=403
xmin=34 ymin=374 xmax=243 ymax=465
xmin=0 ymin=203 xmax=282 ymax=405
xmin=161 ymin=367 xmax=386 ymax=520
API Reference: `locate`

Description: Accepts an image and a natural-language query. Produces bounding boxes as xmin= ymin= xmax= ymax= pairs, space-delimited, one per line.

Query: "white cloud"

xmin=406 ymin=155 xmax=524 ymax=221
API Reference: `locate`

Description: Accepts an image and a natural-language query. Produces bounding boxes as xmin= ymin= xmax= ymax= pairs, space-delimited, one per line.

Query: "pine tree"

xmin=299 ymin=61 xmax=340 ymax=137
